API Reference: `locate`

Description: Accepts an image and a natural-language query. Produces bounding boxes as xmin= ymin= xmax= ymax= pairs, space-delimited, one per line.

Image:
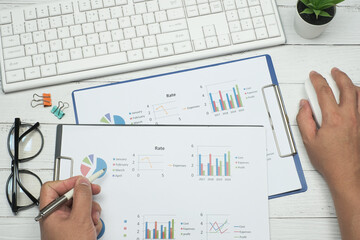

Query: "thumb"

xmin=296 ymin=99 xmax=317 ymax=144
xmin=71 ymin=177 xmax=93 ymax=221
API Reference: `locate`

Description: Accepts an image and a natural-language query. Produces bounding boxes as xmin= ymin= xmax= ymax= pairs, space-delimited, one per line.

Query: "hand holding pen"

xmin=38 ymin=175 xmax=103 ymax=240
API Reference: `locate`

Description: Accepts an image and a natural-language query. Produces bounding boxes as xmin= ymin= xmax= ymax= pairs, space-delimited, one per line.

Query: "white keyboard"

xmin=0 ymin=0 xmax=285 ymax=93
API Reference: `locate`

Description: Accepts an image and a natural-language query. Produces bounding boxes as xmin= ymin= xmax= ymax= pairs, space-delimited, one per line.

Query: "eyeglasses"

xmin=6 ymin=118 xmax=44 ymax=214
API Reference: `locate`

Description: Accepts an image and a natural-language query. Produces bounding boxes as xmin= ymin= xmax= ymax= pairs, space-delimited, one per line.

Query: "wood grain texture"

xmin=0 ymin=0 xmax=359 ymax=239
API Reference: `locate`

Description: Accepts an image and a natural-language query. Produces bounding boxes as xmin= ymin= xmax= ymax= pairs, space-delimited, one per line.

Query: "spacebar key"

xmin=57 ymin=53 xmax=128 ymax=74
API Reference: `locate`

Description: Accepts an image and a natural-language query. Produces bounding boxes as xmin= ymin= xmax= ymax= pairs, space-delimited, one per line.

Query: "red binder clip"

xmin=31 ymin=93 xmax=52 ymax=107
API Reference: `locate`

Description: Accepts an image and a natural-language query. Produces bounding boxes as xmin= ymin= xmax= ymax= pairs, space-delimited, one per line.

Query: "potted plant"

xmin=294 ymin=0 xmax=344 ymax=39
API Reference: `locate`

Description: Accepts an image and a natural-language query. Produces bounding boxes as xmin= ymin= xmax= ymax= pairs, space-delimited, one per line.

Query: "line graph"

xmin=207 ymin=215 xmax=231 ymax=239
xmin=152 ymin=101 xmax=178 ymax=119
xmin=138 ymin=155 xmax=164 ymax=171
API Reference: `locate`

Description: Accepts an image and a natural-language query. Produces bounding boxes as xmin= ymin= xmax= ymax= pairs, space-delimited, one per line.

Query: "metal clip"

xmin=54 ymin=156 xmax=74 ymax=181
xmin=262 ymin=84 xmax=297 ymax=158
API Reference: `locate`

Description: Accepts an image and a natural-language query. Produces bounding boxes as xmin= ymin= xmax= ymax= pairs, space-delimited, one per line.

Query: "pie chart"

xmin=100 ymin=113 xmax=125 ymax=125
xmin=80 ymin=154 xmax=107 ymax=178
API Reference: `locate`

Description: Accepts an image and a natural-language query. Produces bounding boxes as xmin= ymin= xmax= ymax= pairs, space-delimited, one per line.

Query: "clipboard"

xmin=70 ymin=54 xmax=307 ymax=199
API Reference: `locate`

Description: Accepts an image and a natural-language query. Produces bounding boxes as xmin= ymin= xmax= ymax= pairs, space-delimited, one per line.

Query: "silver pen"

xmin=35 ymin=168 xmax=105 ymax=221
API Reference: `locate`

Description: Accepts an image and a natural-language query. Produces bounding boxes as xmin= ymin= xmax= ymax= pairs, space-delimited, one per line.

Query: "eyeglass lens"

xmin=8 ymin=124 xmax=43 ymax=160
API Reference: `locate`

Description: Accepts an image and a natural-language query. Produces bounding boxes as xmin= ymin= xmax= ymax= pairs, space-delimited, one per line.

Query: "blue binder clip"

xmin=51 ymin=101 xmax=69 ymax=119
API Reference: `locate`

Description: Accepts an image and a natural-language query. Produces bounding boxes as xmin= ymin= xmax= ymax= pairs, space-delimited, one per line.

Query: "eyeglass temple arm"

xmin=15 ymin=171 xmax=40 ymax=205
xmin=19 ymin=122 xmax=40 ymax=141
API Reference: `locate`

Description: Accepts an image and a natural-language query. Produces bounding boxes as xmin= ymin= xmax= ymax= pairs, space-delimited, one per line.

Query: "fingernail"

xmin=299 ymin=99 xmax=306 ymax=109
xmin=333 ymin=67 xmax=339 ymax=71
xmin=78 ymin=177 xmax=90 ymax=186
xmin=310 ymin=70 xmax=318 ymax=75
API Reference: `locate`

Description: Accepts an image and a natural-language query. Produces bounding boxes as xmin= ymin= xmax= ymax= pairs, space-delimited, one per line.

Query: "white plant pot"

xmin=294 ymin=6 xmax=336 ymax=39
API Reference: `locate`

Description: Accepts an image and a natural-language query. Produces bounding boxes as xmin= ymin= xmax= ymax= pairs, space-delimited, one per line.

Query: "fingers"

xmin=71 ymin=177 xmax=93 ymax=221
xmin=91 ymin=201 xmax=102 ymax=225
xmin=95 ymin=218 xmax=103 ymax=236
xmin=40 ymin=176 xmax=101 ymax=209
xmin=357 ymin=86 xmax=360 ymax=113
xmin=310 ymin=71 xmax=338 ymax=117
xmin=331 ymin=67 xmax=357 ymax=109
xmin=297 ymin=99 xmax=317 ymax=143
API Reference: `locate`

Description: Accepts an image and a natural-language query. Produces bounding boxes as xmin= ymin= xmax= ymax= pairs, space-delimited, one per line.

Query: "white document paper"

xmin=73 ymin=56 xmax=302 ymax=196
xmin=58 ymin=125 xmax=270 ymax=240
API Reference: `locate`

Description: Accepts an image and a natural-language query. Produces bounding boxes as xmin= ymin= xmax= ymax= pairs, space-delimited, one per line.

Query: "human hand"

xmin=39 ymin=176 xmax=102 ymax=240
xmin=296 ymin=68 xmax=360 ymax=190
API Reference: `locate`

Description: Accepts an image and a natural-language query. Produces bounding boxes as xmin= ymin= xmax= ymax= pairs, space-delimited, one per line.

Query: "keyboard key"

xmin=228 ymin=21 xmax=241 ymax=33
xmin=238 ymin=7 xmax=250 ymax=19
xmin=106 ymin=19 xmax=119 ymax=30
xmin=235 ymin=0 xmax=248 ymax=8
xmin=193 ymin=38 xmax=206 ymax=50
xmin=79 ymin=0 xmax=91 ymax=11
xmin=61 ymin=2 xmax=73 ymax=14
xmin=135 ymin=2 xmax=147 ymax=14
xmin=122 ymin=5 xmax=135 ymax=16
xmin=250 ymin=6 xmax=262 ymax=17
xmin=231 ymin=29 xmax=256 ymax=44
xmin=94 ymin=21 xmax=107 ymax=32
xmin=160 ymin=19 xmax=187 ymax=33
xmin=99 ymin=8 xmax=111 ymax=20
xmin=155 ymin=11 xmax=167 ymax=22
xmin=248 ymin=0 xmax=260 ymax=6
xmin=82 ymin=23 xmax=95 ymax=34
xmin=223 ymin=0 xmax=236 ymax=10
xmin=124 ymin=27 xmax=136 ymax=39
xmin=5 ymin=56 xmax=32 ymax=71
xmin=37 ymin=6 xmax=49 ymax=18
xmin=156 ymin=30 xmax=190 ymax=45
xmin=131 ymin=37 xmax=144 ymax=49
xmin=184 ymin=0 xmax=196 ymax=5
xmin=143 ymin=46 xmax=159 ymax=59
xmin=24 ymin=8 xmax=37 ymax=20
xmin=1 ymin=24 xmax=13 ymax=37
xmin=87 ymin=10 xmax=99 ymax=22
xmin=70 ymin=48 xmax=83 ymax=59
xmin=62 ymin=37 xmax=75 ymax=49
xmin=50 ymin=16 xmax=63 ymax=28
xmin=115 ymin=0 xmax=128 ymax=5
xmin=3 ymin=35 xmax=20 ymax=48
xmin=205 ymin=36 xmax=218 ymax=48
xmin=167 ymin=8 xmax=185 ymax=20
xmin=3 ymin=46 xmax=25 ymax=60
xmin=226 ymin=10 xmax=238 ymax=21
xmin=131 ymin=15 xmax=143 ymax=26
xmin=37 ymin=41 xmax=50 ymax=53
xmin=25 ymin=66 xmax=41 ymax=79
xmin=13 ymin=23 xmax=25 ymax=35
xmin=0 ymin=11 xmax=12 ymax=24
xmin=83 ymin=46 xmax=96 ymax=57
xmin=203 ymin=25 xmax=216 ymax=37
xmin=91 ymin=0 xmax=104 ymax=9
xmin=158 ymin=0 xmax=182 ymax=10
xmin=25 ymin=44 xmax=38 ymax=55
xmin=120 ymin=39 xmax=132 ymax=51
xmin=38 ymin=18 xmax=50 ymax=30
xmin=241 ymin=19 xmax=254 ymax=30
xmin=62 ymin=14 xmax=75 ymax=26
xmin=40 ymin=64 xmax=57 ymax=77
xmin=135 ymin=25 xmax=148 ymax=37
xmin=260 ymin=0 xmax=273 ymax=15
xmin=253 ymin=16 xmax=265 ymax=28
xmin=119 ymin=17 xmax=131 ymax=28
xmin=198 ymin=3 xmax=211 ymax=15
xmin=50 ymin=39 xmax=62 ymax=51
xmin=87 ymin=33 xmax=100 ymax=45
xmin=103 ymin=0 xmax=116 ymax=7
xmin=74 ymin=12 xmax=87 ymax=24
xmin=58 ymin=50 xmax=71 ymax=61
xmin=45 ymin=52 xmax=58 ymax=64
xmin=210 ymin=1 xmax=222 ymax=13
xmin=58 ymin=27 xmax=70 ymax=38
xmin=49 ymin=4 xmax=61 ymax=16
xmin=186 ymin=6 xmax=199 ymax=17
xmin=148 ymin=23 xmax=161 ymax=35
xmin=20 ymin=33 xmax=33 ymax=45
xmin=265 ymin=14 xmax=280 ymax=37
xmin=57 ymin=52 xmax=128 ymax=74
xmin=143 ymin=13 xmax=155 ymax=24
xmin=173 ymin=41 xmax=192 ymax=54
xmin=70 ymin=25 xmax=83 ymax=36
xmin=111 ymin=29 xmax=124 ymax=41
xmin=144 ymin=35 xmax=157 ymax=47
xmin=147 ymin=1 xmax=159 ymax=12
xmin=255 ymin=27 xmax=268 ymax=39
xmin=218 ymin=34 xmax=231 ymax=46
xmin=6 ymin=69 xmax=25 ymax=83
xmin=99 ymin=31 xmax=112 ymax=43
xmin=107 ymin=41 xmax=121 ymax=53
xmin=158 ymin=44 xmax=174 ymax=56
xmin=110 ymin=6 xmax=123 ymax=18
xmin=75 ymin=35 xmax=87 ymax=47
xmin=127 ymin=49 xmax=143 ymax=62
xmin=45 ymin=29 xmax=58 ymax=40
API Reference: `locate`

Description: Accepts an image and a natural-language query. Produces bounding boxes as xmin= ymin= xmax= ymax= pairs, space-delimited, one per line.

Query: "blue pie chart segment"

xmin=94 ymin=157 xmax=107 ymax=178
xmin=113 ymin=115 xmax=125 ymax=125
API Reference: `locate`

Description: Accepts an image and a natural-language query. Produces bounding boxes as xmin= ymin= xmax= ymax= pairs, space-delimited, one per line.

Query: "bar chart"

xmin=144 ymin=217 xmax=175 ymax=239
xmin=197 ymin=146 xmax=231 ymax=177
xmin=206 ymin=82 xmax=244 ymax=112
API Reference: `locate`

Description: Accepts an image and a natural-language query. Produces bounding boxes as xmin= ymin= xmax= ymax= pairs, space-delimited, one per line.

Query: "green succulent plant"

xmin=300 ymin=0 xmax=344 ymax=19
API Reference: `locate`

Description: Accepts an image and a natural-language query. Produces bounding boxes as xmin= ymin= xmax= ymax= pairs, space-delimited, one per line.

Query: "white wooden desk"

xmin=0 ymin=0 xmax=359 ymax=239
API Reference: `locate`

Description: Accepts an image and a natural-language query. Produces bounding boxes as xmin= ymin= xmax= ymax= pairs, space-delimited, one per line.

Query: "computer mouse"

xmin=304 ymin=73 xmax=340 ymax=127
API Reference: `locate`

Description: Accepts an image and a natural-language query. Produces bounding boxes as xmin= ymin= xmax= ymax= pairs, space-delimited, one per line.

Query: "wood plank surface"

xmin=0 ymin=0 xmax=359 ymax=239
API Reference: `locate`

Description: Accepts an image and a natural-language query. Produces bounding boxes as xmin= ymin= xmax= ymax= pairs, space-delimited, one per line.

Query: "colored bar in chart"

xmin=198 ymin=152 xmax=231 ymax=176
xmin=145 ymin=219 xmax=174 ymax=239
xmin=209 ymin=84 xmax=243 ymax=112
